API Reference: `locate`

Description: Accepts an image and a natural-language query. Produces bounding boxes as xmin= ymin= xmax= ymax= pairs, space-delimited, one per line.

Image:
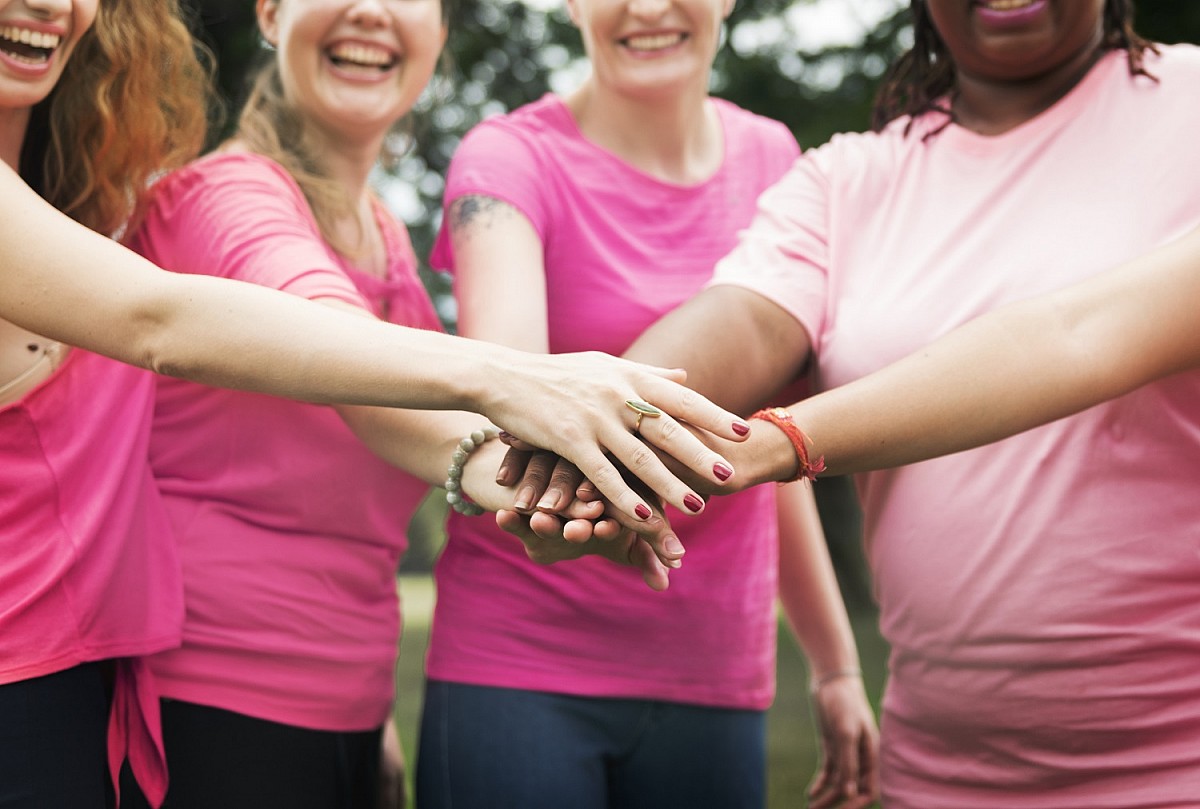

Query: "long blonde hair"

xmin=235 ymin=59 xmax=359 ymax=255
xmin=20 ymin=0 xmax=211 ymax=235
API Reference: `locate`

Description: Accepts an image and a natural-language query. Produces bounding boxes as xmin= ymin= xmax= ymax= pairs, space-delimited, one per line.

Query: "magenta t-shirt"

xmin=128 ymin=152 xmax=441 ymax=731
xmin=714 ymin=47 xmax=1200 ymax=805
xmin=0 ymin=352 xmax=182 ymax=682
xmin=428 ymin=96 xmax=800 ymax=710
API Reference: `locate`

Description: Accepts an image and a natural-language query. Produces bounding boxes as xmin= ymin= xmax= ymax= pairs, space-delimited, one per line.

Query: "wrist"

xmin=445 ymin=425 xmax=501 ymax=516
xmin=749 ymin=407 xmax=825 ymax=483
xmin=809 ymin=667 xmax=863 ymax=695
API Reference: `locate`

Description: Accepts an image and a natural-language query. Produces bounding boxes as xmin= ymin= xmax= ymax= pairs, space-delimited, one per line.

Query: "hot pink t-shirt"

xmin=713 ymin=47 xmax=1200 ymax=806
xmin=128 ymin=152 xmax=441 ymax=731
xmin=0 ymin=352 xmax=182 ymax=682
xmin=427 ymin=96 xmax=800 ymax=710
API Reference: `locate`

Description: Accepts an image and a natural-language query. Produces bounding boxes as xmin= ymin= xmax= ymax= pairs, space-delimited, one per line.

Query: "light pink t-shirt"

xmin=128 ymin=152 xmax=441 ymax=731
xmin=714 ymin=47 xmax=1200 ymax=806
xmin=427 ymin=96 xmax=800 ymax=710
xmin=0 ymin=352 xmax=182 ymax=682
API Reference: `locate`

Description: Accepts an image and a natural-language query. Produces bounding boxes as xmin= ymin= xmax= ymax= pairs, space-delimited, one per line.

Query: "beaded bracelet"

xmin=444 ymin=425 xmax=500 ymax=516
xmin=749 ymin=407 xmax=826 ymax=483
xmin=809 ymin=667 xmax=863 ymax=695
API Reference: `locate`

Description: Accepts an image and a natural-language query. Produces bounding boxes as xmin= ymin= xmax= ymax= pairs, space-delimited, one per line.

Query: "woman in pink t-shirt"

xmin=117 ymin=1 xmax=736 ymax=807
xmin=607 ymin=1 xmax=1200 ymax=806
xmin=0 ymin=0 xmax=751 ymax=806
xmin=418 ymin=0 xmax=879 ymax=807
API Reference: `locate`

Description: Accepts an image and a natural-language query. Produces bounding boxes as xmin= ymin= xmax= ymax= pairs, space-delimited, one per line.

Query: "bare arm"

xmin=624 ymin=284 xmax=813 ymax=414
xmin=775 ymin=485 xmax=878 ymax=809
xmin=0 ymin=163 xmax=748 ymax=519
xmin=785 ymin=223 xmax=1200 ymax=476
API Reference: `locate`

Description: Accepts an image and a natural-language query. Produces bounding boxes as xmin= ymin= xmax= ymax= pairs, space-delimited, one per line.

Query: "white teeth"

xmin=624 ymin=32 xmax=684 ymax=51
xmin=0 ymin=25 xmax=61 ymax=50
xmin=981 ymin=0 xmax=1036 ymax=10
xmin=329 ymin=42 xmax=394 ymax=68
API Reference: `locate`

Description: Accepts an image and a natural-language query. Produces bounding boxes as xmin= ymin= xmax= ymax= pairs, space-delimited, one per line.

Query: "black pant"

xmin=0 ymin=662 xmax=112 ymax=809
xmin=120 ymin=699 xmax=382 ymax=809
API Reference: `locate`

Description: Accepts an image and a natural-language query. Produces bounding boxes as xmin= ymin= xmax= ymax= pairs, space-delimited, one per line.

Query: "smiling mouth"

xmin=327 ymin=42 xmax=398 ymax=72
xmin=976 ymin=0 xmax=1039 ymax=10
xmin=622 ymin=32 xmax=687 ymax=52
xmin=0 ymin=25 xmax=61 ymax=65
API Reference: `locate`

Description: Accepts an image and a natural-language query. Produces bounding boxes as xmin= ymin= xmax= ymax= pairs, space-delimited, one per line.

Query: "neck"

xmin=565 ymin=77 xmax=722 ymax=185
xmin=953 ymin=39 xmax=1106 ymax=135
xmin=306 ymin=123 xmax=382 ymax=202
xmin=0 ymin=107 xmax=31 ymax=170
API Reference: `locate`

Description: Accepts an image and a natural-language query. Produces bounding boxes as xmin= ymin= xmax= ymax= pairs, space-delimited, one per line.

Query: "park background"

xmin=179 ymin=2 xmax=1200 ymax=804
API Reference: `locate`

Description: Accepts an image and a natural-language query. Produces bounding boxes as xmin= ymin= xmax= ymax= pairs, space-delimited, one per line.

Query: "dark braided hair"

xmin=871 ymin=0 xmax=1159 ymax=133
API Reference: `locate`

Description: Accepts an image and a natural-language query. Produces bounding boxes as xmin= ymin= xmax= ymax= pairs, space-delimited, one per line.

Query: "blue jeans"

xmin=416 ymin=680 xmax=766 ymax=809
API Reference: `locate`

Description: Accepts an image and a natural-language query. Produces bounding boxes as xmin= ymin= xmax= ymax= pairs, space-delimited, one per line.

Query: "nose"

xmin=346 ymin=0 xmax=389 ymax=27
xmin=24 ymin=0 xmax=73 ymax=19
xmin=627 ymin=0 xmax=671 ymax=20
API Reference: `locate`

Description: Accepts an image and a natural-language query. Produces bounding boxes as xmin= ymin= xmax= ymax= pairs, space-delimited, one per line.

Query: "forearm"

xmin=776 ymin=485 xmax=861 ymax=679
xmin=624 ymin=285 xmax=811 ymax=414
xmin=3 ymin=188 xmax=505 ymax=410
xmin=789 ymin=225 xmax=1200 ymax=475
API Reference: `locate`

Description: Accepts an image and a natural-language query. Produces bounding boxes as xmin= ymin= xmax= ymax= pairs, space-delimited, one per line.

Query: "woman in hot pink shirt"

xmin=419 ymin=0 xmax=878 ymax=806
xmin=617 ymin=1 xmax=1200 ymax=806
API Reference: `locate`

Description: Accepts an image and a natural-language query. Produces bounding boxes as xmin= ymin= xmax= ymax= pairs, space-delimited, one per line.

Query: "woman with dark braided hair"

xmin=598 ymin=0 xmax=1200 ymax=804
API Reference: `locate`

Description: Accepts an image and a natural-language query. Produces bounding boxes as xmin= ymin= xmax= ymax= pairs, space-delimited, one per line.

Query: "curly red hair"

xmin=20 ymin=0 xmax=211 ymax=235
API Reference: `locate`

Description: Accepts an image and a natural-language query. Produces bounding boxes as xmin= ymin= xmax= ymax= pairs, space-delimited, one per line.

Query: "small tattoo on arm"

xmin=450 ymin=195 xmax=515 ymax=236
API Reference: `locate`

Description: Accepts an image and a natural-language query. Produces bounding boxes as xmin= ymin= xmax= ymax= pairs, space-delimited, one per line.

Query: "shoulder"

xmin=145 ymin=151 xmax=306 ymax=219
xmin=1140 ymin=42 xmax=1200 ymax=80
xmin=455 ymin=95 xmax=574 ymax=164
xmin=713 ymin=98 xmax=797 ymax=152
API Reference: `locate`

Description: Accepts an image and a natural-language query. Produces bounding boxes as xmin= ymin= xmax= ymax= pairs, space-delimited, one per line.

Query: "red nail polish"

xmin=683 ymin=494 xmax=704 ymax=513
xmin=732 ymin=421 xmax=750 ymax=436
xmin=713 ymin=462 xmax=733 ymax=481
xmin=634 ymin=503 xmax=652 ymax=520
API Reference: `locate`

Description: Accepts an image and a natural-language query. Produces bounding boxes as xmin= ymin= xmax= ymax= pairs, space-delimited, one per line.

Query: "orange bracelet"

xmin=750 ymin=407 xmax=826 ymax=483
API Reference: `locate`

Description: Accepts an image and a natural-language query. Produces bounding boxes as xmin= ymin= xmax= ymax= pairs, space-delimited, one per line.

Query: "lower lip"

xmin=974 ymin=0 xmax=1050 ymax=29
xmin=0 ymin=47 xmax=56 ymax=78
xmin=325 ymin=55 xmax=399 ymax=83
xmin=621 ymin=37 xmax=687 ymax=59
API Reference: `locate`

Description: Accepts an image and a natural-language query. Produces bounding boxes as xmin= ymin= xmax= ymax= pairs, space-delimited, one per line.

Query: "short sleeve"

xmin=132 ymin=153 xmax=368 ymax=309
xmin=709 ymin=149 xmax=832 ymax=344
xmin=430 ymin=120 xmax=549 ymax=273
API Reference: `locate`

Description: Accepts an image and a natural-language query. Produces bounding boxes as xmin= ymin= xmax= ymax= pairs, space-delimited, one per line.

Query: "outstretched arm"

xmin=0 ymin=163 xmax=746 ymax=521
xmin=782 ymin=223 xmax=1200 ymax=476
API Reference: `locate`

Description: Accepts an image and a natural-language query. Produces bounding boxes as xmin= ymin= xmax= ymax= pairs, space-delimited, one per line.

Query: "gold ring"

xmin=625 ymin=399 xmax=663 ymax=433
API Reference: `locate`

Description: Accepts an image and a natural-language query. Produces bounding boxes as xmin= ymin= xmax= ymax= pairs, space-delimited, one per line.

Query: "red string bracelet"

xmin=749 ymin=407 xmax=826 ymax=483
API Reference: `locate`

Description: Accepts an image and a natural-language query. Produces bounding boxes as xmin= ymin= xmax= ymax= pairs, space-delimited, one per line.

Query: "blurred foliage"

xmin=181 ymin=0 xmax=1200 ymax=591
xmin=183 ymin=0 xmax=1200 ymax=289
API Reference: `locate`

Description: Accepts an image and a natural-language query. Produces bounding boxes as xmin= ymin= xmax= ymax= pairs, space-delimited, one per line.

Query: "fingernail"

xmin=667 ymin=558 xmax=682 ymax=569
xmin=634 ymin=503 xmax=652 ymax=520
xmin=515 ymin=486 xmax=535 ymax=512
xmin=713 ymin=462 xmax=733 ymax=481
xmin=664 ymin=535 xmax=685 ymax=556
xmin=683 ymin=494 xmax=704 ymax=513
xmin=732 ymin=420 xmax=750 ymax=436
xmin=537 ymin=490 xmax=561 ymax=511
xmin=498 ymin=430 xmax=513 ymax=441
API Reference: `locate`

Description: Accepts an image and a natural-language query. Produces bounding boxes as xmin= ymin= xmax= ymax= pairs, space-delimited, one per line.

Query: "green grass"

xmin=393 ymin=575 xmax=889 ymax=808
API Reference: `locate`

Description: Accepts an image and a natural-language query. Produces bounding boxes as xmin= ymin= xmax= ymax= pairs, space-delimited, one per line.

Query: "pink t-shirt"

xmin=128 ymin=152 xmax=441 ymax=731
xmin=714 ymin=46 xmax=1200 ymax=806
xmin=427 ymin=96 xmax=800 ymax=710
xmin=0 ymin=352 xmax=182 ymax=682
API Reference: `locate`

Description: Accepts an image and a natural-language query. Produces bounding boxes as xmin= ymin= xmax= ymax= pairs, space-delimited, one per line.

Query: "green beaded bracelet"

xmin=445 ymin=425 xmax=500 ymax=516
